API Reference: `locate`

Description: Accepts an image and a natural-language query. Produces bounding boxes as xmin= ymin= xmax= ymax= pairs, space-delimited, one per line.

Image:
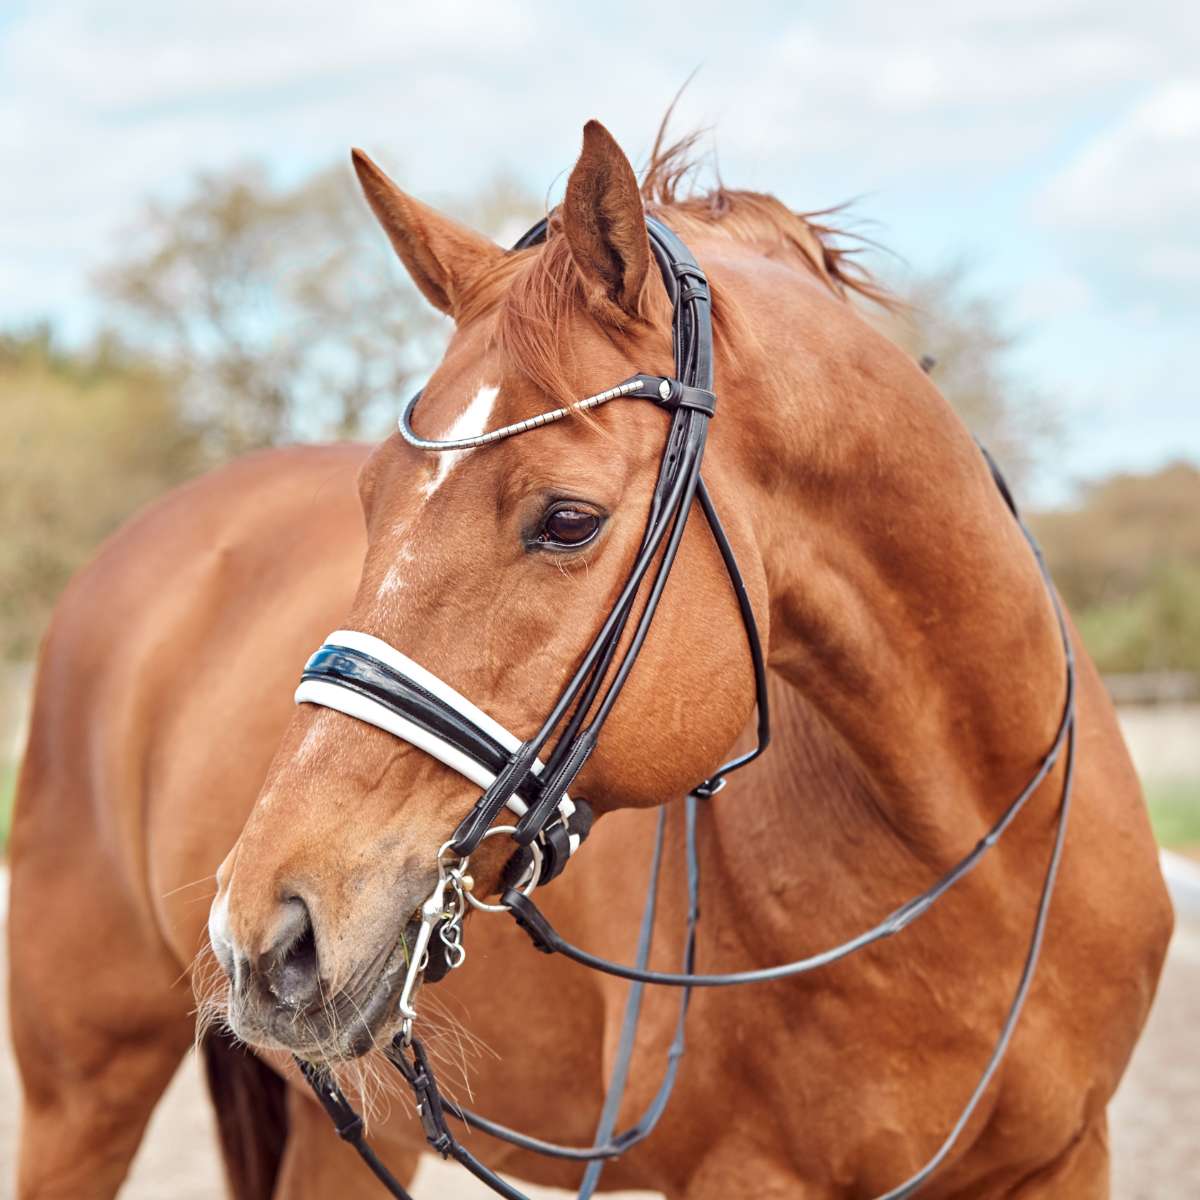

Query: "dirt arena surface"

xmin=1 ymin=908 xmax=1196 ymax=1198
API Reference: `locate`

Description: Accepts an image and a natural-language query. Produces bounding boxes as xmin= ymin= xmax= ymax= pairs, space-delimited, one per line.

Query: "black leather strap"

xmin=297 ymin=801 xmax=698 ymax=1200
xmin=503 ymin=570 xmax=1074 ymax=987
xmin=513 ymin=730 xmax=596 ymax=845
xmin=532 ymin=820 xmax=572 ymax=885
xmin=450 ymin=798 xmax=700 ymax=1176
xmin=619 ymin=373 xmax=718 ymax=416
xmin=450 ymin=740 xmax=543 ymax=855
xmin=296 ymin=1060 xmax=416 ymax=1200
xmin=447 ymin=212 xmax=762 ymax=862
xmin=977 ymin=440 xmax=1019 ymax=518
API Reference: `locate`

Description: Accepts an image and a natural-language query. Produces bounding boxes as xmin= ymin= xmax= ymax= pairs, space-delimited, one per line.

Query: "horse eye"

xmin=537 ymin=507 xmax=601 ymax=548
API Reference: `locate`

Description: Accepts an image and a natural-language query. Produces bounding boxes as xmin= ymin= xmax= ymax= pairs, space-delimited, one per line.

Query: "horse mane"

xmin=475 ymin=126 xmax=892 ymax=405
xmin=640 ymin=127 xmax=889 ymax=309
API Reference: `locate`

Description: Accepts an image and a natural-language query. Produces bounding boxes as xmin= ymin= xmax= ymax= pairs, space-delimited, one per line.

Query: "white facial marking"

xmin=293 ymin=716 xmax=329 ymax=766
xmin=421 ymin=383 xmax=499 ymax=499
xmin=378 ymin=546 xmax=415 ymax=598
xmin=207 ymin=887 xmax=235 ymax=975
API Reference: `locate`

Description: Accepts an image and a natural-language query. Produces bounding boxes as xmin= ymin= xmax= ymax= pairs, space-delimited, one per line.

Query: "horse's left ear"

xmin=562 ymin=121 xmax=651 ymax=323
xmin=351 ymin=148 xmax=503 ymax=320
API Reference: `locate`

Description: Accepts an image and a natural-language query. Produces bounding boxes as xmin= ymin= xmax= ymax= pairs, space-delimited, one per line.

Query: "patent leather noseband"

xmin=292 ymin=215 xmax=1076 ymax=1200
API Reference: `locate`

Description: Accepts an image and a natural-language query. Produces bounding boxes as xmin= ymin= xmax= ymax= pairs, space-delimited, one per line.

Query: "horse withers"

xmin=9 ymin=121 xmax=1172 ymax=1199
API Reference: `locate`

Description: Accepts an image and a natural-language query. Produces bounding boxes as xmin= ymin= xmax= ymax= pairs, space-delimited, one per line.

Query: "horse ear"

xmin=561 ymin=121 xmax=651 ymax=322
xmin=351 ymin=148 xmax=503 ymax=320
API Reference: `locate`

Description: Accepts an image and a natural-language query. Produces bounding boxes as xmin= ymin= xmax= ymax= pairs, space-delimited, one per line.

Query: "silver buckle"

xmin=397 ymin=828 xmax=543 ymax=1042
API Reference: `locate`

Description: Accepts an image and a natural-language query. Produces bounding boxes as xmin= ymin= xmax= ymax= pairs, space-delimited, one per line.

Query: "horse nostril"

xmin=261 ymin=896 xmax=322 ymax=1010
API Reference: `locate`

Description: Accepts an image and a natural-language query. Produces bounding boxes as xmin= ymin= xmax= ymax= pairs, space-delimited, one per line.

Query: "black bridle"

xmin=438 ymin=215 xmax=770 ymax=859
xmin=292 ymin=215 xmax=1076 ymax=1200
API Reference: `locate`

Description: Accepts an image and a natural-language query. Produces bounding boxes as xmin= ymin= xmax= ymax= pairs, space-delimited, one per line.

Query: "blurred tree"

xmin=870 ymin=265 xmax=1199 ymax=675
xmin=873 ymin=264 xmax=1057 ymax=492
xmin=3 ymin=163 xmax=541 ymax=663
xmin=1033 ymin=462 xmax=1200 ymax=607
xmin=1032 ymin=463 xmax=1200 ymax=673
xmin=0 ymin=328 xmax=203 ymax=660
xmin=1074 ymin=563 xmax=1200 ymax=674
xmin=97 ymin=161 xmax=541 ymax=453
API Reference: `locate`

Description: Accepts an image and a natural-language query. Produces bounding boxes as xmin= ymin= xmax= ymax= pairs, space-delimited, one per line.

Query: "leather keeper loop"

xmin=503 ymin=890 xmax=558 ymax=954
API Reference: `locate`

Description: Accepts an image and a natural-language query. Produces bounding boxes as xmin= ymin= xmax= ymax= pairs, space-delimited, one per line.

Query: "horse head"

xmin=206 ymin=122 xmax=768 ymax=1057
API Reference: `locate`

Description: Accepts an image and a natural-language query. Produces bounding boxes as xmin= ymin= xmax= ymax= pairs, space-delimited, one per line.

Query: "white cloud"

xmin=1 ymin=1 xmax=534 ymax=115
xmin=1012 ymin=269 xmax=1094 ymax=325
xmin=707 ymin=3 xmax=1194 ymax=149
xmin=1037 ymin=79 xmax=1200 ymax=303
xmin=1 ymin=0 xmax=1199 ymax=343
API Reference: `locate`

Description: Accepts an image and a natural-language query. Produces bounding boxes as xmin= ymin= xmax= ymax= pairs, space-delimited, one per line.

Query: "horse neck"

xmin=713 ymin=277 xmax=1068 ymax=884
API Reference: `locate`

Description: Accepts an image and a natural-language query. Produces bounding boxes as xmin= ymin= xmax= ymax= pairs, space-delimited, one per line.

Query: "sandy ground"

xmin=1 ymin=915 xmax=1197 ymax=1199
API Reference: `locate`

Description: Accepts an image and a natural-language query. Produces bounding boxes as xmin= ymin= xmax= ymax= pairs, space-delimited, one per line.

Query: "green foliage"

xmin=1034 ymin=463 xmax=1200 ymax=608
xmin=1033 ymin=463 xmax=1200 ymax=674
xmin=0 ymin=760 xmax=14 ymax=850
xmin=1076 ymin=564 xmax=1200 ymax=674
xmin=97 ymin=163 xmax=431 ymax=452
xmin=0 ymin=329 xmax=203 ymax=660
xmin=1144 ymin=777 xmax=1200 ymax=849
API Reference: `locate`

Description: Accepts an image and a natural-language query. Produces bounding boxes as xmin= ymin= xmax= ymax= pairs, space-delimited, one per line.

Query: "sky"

xmin=1 ymin=0 xmax=1197 ymax=505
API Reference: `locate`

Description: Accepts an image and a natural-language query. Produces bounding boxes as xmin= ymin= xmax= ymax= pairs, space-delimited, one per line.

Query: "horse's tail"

xmin=201 ymin=1029 xmax=290 ymax=1200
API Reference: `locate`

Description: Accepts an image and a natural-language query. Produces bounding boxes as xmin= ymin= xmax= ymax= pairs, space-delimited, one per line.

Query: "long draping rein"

xmin=292 ymin=216 xmax=1076 ymax=1200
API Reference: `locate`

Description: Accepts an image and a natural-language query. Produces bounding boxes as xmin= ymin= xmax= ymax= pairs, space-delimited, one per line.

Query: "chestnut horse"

xmin=9 ymin=122 xmax=1172 ymax=1199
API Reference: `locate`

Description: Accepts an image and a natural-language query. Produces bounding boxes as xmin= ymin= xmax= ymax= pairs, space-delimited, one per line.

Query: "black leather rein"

xmin=292 ymin=215 xmax=1076 ymax=1200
